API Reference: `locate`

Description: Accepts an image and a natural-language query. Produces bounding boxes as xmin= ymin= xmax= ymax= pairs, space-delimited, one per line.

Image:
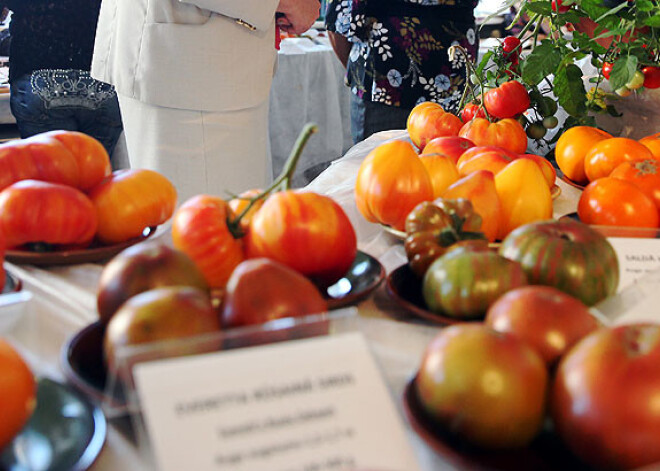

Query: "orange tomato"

xmin=407 ymin=102 xmax=463 ymax=150
xmin=443 ymin=170 xmax=504 ymax=242
xmin=456 ymin=146 xmax=517 ymax=177
xmin=0 ymin=339 xmax=36 ymax=450
xmin=639 ymin=132 xmax=660 ymax=159
xmin=172 ymin=195 xmax=246 ymax=289
xmin=227 ymin=188 xmax=265 ymax=234
xmin=421 ymin=136 xmax=475 ymax=164
xmin=0 ymin=226 xmax=4 ymax=289
xmin=355 ymin=140 xmax=433 ymax=231
xmin=518 ymin=154 xmax=557 ymax=188
xmin=42 ymin=130 xmax=112 ymax=191
xmin=458 ymin=118 xmax=528 ymax=154
xmin=88 ymin=169 xmax=177 ymax=244
xmin=495 ymin=158 xmax=553 ymax=237
xmin=583 ymin=137 xmax=653 ymax=182
xmin=555 ymin=126 xmax=612 ymax=184
xmin=419 ymin=153 xmax=459 ymax=198
xmin=610 ymin=159 xmax=660 ymax=211
xmin=578 ymin=177 xmax=659 ymax=228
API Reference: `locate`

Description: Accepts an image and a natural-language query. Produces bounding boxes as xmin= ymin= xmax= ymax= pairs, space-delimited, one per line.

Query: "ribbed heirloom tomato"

xmin=245 ymin=190 xmax=357 ymax=289
xmin=355 ymin=139 xmax=433 ymax=231
xmin=458 ymin=118 xmax=528 ymax=154
xmin=407 ymin=102 xmax=463 ymax=150
xmin=483 ymin=81 xmax=531 ymax=119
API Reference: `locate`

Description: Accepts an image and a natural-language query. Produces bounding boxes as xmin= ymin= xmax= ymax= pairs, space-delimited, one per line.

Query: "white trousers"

xmin=117 ymin=94 xmax=271 ymax=205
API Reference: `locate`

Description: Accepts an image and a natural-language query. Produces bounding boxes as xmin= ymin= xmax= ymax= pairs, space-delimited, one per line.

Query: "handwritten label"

xmin=607 ymin=237 xmax=660 ymax=292
xmin=133 ymin=332 xmax=421 ymax=471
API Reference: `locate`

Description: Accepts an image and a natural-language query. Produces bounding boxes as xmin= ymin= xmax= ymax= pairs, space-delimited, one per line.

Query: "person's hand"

xmin=276 ymin=0 xmax=320 ymax=35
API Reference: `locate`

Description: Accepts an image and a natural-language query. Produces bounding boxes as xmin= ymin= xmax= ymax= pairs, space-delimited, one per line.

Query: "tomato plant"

xmin=355 ymin=139 xmax=433 ymax=231
xmin=554 ymin=126 xmax=612 ymax=184
xmin=407 ymin=102 xmax=463 ymax=150
xmin=458 ymin=118 xmax=528 ymax=154
xmin=0 ymin=339 xmax=36 ymax=450
xmin=88 ymin=169 xmax=177 ymax=244
xmin=403 ymin=198 xmax=486 ymax=277
xmin=172 ymin=194 xmax=246 ymax=289
xmin=552 ymin=324 xmax=660 ymax=470
xmin=0 ymin=180 xmax=97 ymax=249
xmin=423 ymin=248 xmax=528 ymax=319
xmin=416 ymin=324 xmax=548 ymax=449
xmin=484 ymin=81 xmax=531 ymax=119
xmin=246 ymin=190 xmax=357 ymax=288
xmin=499 ymin=219 xmax=620 ymax=306
xmin=578 ymin=176 xmax=659 ymax=229
xmin=485 ymin=285 xmax=600 ymax=367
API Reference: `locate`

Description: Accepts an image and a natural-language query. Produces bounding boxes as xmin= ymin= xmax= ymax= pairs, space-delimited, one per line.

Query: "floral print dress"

xmin=325 ymin=0 xmax=479 ymax=113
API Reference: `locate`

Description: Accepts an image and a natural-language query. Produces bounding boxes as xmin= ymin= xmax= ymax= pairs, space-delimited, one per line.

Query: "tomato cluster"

xmin=0 ymin=131 xmax=177 ymax=249
xmin=603 ymin=62 xmax=660 ymax=95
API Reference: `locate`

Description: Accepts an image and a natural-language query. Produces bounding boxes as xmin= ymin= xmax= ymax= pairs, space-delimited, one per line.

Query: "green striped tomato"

xmin=498 ymin=219 xmax=619 ymax=306
xmin=422 ymin=247 xmax=528 ymax=319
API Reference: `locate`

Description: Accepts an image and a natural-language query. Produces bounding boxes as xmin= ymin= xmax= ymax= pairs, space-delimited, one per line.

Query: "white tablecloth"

xmin=269 ymin=35 xmax=353 ymax=187
xmin=3 ymin=130 xmax=584 ymax=471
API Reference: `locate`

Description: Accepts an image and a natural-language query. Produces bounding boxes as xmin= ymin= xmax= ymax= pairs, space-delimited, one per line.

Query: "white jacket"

xmin=91 ymin=0 xmax=279 ymax=111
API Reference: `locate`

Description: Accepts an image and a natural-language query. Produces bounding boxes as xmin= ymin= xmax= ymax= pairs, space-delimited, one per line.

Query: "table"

xmin=4 ymin=130 xmax=585 ymax=470
xmin=269 ymin=34 xmax=353 ymax=187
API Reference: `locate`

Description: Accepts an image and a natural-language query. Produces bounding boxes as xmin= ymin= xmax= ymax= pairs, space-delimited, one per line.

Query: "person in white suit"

xmin=91 ymin=0 xmax=320 ymax=203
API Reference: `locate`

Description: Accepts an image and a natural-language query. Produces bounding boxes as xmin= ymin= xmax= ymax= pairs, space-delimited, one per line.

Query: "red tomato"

xmin=459 ymin=118 xmax=528 ymax=154
xmin=601 ymin=61 xmax=613 ymax=79
xmin=552 ymin=324 xmax=660 ymax=470
xmin=88 ymin=169 xmax=177 ymax=244
xmin=551 ymin=0 xmax=570 ymax=13
xmin=416 ymin=324 xmax=548 ymax=449
xmin=583 ymin=137 xmax=654 ymax=181
xmin=407 ymin=101 xmax=463 ymax=150
xmin=610 ymin=159 xmax=660 ymax=211
xmin=502 ymin=36 xmax=521 ymax=57
xmin=642 ymin=66 xmax=660 ymax=89
xmin=172 ymin=195 xmax=246 ymax=289
xmin=421 ymin=136 xmax=475 ymax=164
xmin=355 ymin=139 xmax=433 ymax=231
xmin=42 ymin=130 xmax=112 ymax=191
xmin=485 ymin=285 xmax=600 ymax=367
xmin=460 ymin=103 xmax=486 ymax=123
xmin=0 ymin=180 xmax=97 ymax=248
xmin=578 ymin=177 xmax=659 ymax=228
xmin=484 ymin=81 xmax=531 ymax=119
xmin=0 ymin=134 xmax=79 ymax=191
xmin=246 ymin=190 xmax=357 ymax=288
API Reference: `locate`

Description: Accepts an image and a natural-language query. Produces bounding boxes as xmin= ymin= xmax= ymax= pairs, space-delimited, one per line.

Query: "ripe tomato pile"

xmin=0 ymin=131 xmax=177 ymax=249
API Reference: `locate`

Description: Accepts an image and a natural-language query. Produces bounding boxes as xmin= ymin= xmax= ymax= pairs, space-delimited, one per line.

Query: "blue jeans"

xmin=350 ymin=93 xmax=412 ymax=144
xmin=10 ymin=70 xmax=123 ymax=159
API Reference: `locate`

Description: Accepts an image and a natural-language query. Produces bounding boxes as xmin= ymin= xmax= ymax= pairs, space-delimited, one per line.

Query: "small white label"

xmin=608 ymin=237 xmax=660 ymax=292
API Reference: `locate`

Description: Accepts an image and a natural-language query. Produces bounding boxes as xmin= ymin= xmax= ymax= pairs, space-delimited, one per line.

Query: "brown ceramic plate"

xmin=557 ymin=172 xmax=586 ymax=191
xmin=550 ymin=183 xmax=561 ymax=199
xmin=324 ymin=250 xmax=385 ymax=309
xmin=386 ymin=263 xmax=479 ymax=326
xmin=6 ymin=226 xmax=157 ymax=266
xmin=402 ymin=376 xmax=592 ymax=471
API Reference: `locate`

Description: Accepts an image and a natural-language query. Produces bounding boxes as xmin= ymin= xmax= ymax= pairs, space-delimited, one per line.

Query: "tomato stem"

xmin=226 ymin=123 xmax=319 ymax=236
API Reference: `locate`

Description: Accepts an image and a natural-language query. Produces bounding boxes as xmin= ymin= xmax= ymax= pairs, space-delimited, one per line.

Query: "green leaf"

xmin=521 ymin=42 xmax=562 ymax=86
xmin=644 ymin=15 xmax=660 ymax=27
xmin=524 ymin=2 xmax=552 ymax=15
xmin=609 ymin=56 xmax=638 ymax=90
xmin=636 ymin=0 xmax=654 ymax=12
xmin=554 ymin=64 xmax=587 ymax=118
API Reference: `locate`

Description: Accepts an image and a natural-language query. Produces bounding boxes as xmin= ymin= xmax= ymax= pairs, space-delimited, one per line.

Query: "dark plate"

xmin=324 ymin=250 xmax=385 ymax=309
xmin=5 ymin=226 xmax=157 ymax=266
xmin=0 ymin=377 xmax=106 ymax=471
xmin=386 ymin=264 xmax=479 ymax=325
xmin=402 ymin=376 xmax=592 ymax=471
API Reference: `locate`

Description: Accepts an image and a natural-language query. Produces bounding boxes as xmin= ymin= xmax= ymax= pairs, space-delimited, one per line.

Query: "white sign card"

xmin=133 ymin=332 xmax=421 ymax=471
xmin=607 ymin=237 xmax=660 ymax=292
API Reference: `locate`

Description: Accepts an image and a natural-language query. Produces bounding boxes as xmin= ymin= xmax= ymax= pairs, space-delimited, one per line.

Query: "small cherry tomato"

xmin=460 ymin=103 xmax=486 ymax=122
xmin=642 ymin=66 xmax=660 ymax=89
xmin=502 ymin=36 xmax=521 ymax=54
xmin=527 ymin=122 xmax=547 ymax=139
xmin=552 ymin=0 xmax=571 ymax=13
xmin=542 ymin=116 xmax=559 ymax=129
xmin=602 ymin=62 xmax=613 ymax=80
xmin=625 ymin=70 xmax=645 ymax=90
